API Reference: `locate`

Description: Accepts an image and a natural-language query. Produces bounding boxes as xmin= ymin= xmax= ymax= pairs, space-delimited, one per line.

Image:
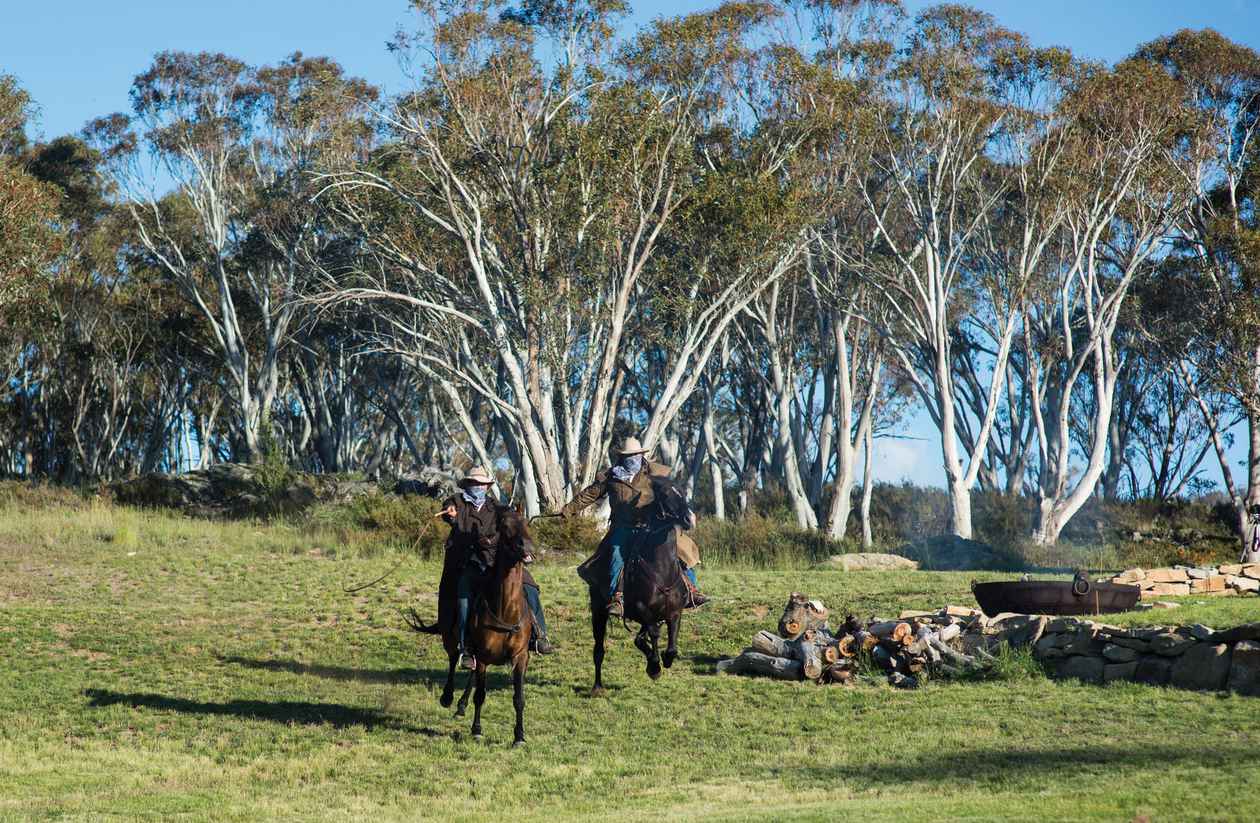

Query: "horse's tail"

xmin=402 ymin=607 xmax=442 ymax=634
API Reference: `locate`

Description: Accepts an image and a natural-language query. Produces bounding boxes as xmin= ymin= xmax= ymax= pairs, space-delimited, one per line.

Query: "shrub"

xmin=305 ymin=493 xmax=445 ymax=559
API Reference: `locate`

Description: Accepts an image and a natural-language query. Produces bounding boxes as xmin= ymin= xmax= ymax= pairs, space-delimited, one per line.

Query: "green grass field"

xmin=2 ymin=501 xmax=1259 ymax=822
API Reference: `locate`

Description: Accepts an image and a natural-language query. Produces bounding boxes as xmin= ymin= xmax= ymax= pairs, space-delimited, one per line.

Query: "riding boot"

xmin=456 ymin=569 xmax=477 ymax=669
xmin=524 ymin=583 xmax=556 ymax=654
xmin=682 ymin=564 xmax=709 ymax=609
xmin=607 ymin=572 xmax=624 ymax=617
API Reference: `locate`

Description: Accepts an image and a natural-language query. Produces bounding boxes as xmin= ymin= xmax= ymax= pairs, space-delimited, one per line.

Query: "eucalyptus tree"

xmin=1134 ymin=30 xmax=1260 ymax=550
xmin=86 ymin=52 xmax=377 ymax=463
xmin=848 ymin=7 xmax=1068 ymax=538
xmin=1022 ymin=60 xmax=1192 ymax=543
xmin=317 ymin=0 xmax=799 ymax=513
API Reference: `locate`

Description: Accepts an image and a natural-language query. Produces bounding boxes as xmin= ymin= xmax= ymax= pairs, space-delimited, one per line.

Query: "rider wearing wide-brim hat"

xmin=558 ymin=436 xmax=707 ymax=617
xmin=439 ymin=466 xmax=554 ymax=669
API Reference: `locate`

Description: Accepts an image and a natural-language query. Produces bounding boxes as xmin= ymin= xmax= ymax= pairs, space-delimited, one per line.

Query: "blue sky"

xmin=4 ymin=1 xmax=1259 ymax=488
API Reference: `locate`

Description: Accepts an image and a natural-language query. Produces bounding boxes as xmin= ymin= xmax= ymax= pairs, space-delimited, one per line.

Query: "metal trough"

xmin=971 ymin=573 xmax=1141 ymax=617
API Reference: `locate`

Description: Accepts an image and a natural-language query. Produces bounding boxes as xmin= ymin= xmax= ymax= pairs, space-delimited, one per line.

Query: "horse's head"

xmin=496 ymin=506 xmax=535 ymax=567
xmin=649 ymin=476 xmax=693 ymax=530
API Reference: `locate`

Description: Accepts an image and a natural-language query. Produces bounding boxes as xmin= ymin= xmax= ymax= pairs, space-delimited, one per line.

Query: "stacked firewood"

xmin=716 ymin=593 xmax=998 ymax=688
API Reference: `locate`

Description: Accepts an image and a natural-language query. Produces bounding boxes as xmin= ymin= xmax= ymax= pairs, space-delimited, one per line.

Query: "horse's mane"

xmin=497 ymin=507 xmax=528 ymax=542
xmin=649 ymin=476 xmax=692 ymax=528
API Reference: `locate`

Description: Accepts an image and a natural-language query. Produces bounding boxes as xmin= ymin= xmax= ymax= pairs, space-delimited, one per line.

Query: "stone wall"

xmin=1013 ymin=615 xmax=1260 ymax=694
xmin=1102 ymin=565 xmax=1260 ymax=598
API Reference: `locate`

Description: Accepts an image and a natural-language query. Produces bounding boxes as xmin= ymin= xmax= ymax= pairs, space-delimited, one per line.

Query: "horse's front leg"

xmin=470 ymin=662 xmax=487 ymax=740
xmin=439 ymin=649 xmax=457 ymax=708
xmin=645 ymin=622 xmax=662 ymax=681
xmin=662 ymin=614 xmax=680 ymax=669
xmin=454 ymin=664 xmax=474 ymax=717
xmin=591 ymin=593 xmax=608 ymax=697
xmin=512 ymin=656 xmax=527 ymax=747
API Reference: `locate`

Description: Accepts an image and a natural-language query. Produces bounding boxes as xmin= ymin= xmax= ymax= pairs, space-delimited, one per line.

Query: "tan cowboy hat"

xmin=457 ymin=466 xmax=494 ymax=488
xmin=614 ymin=436 xmax=649 ymax=456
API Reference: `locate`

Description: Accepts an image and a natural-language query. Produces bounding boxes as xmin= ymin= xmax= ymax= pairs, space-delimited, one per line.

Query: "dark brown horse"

xmin=588 ymin=477 xmax=691 ymax=694
xmin=408 ymin=507 xmax=534 ymax=745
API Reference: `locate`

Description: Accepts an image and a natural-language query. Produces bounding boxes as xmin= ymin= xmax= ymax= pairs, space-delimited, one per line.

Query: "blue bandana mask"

xmin=611 ymin=454 xmax=643 ymax=483
xmin=462 ymin=486 xmax=488 ymax=508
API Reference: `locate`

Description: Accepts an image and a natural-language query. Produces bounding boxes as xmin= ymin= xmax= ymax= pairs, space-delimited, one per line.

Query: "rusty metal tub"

xmin=971 ymin=574 xmax=1141 ymax=617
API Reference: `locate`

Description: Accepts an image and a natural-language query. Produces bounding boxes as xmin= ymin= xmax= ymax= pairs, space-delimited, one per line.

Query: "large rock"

xmin=111 ymin=462 xmax=380 ymax=517
xmin=1104 ymin=661 xmax=1139 ymax=683
xmin=895 ymin=535 xmax=1023 ymax=572
xmin=1133 ymin=655 xmax=1173 ymax=686
xmin=1227 ymin=640 xmax=1260 ymax=696
xmin=1170 ymin=643 xmax=1232 ymax=691
xmin=1103 ymin=643 xmax=1138 ymax=663
xmin=392 ymin=467 xmax=460 ymax=499
xmin=824 ymin=553 xmax=919 ymax=572
xmin=1147 ymin=568 xmax=1190 ymax=583
xmin=1001 ymin=615 xmax=1048 ymax=650
xmin=1052 ymin=655 xmax=1104 ymax=684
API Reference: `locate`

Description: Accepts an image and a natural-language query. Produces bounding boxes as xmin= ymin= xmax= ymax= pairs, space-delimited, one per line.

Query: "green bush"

xmin=693 ymin=513 xmax=849 ymax=569
xmin=305 ymin=493 xmax=446 ymax=559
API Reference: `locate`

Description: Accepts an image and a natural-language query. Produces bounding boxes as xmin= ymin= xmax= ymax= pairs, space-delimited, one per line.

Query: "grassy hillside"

xmin=1 ymin=499 xmax=1259 ymax=821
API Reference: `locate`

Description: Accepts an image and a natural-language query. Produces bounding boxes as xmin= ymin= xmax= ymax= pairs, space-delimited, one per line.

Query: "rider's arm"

xmin=560 ymin=475 xmax=607 ymax=518
xmin=439 ymin=496 xmax=459 ymax=524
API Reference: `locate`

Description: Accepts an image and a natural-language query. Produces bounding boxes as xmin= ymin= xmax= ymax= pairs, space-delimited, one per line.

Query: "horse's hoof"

xmin=662 ymin=652 xmax=677 ymax=669
xmin=471 ymin=731 xmax=483 ymax=740
xmin=439 ymin=693 xmax=453 ymax=708
xmin=590 ymin=686 xmax=606 ymax=698
xmin=512 ymin=739 xmax=525 ymax=748
xmin=647 ymin=663 xmax=662 ymax=681
xmin=454 ymin=707 xmax=466 ymax=718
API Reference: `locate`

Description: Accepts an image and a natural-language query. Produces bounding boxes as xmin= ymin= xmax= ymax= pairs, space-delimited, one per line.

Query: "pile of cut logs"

xmin=717 ymin=592 xmax=998 ymax=688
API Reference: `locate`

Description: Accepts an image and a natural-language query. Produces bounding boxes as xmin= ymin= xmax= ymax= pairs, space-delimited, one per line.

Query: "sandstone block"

xmin=1141 ymin=583 xmax=1190 ymax=598
xmin=1147 ymin=568 xmax=1190 ymax=583
xmin=1218 ymin=564 xmax=1244 ymax=575
xmin=1190 ymin=576 xmax=1227 ymax=593
xmin=1227 ymin=575 xmax=1260 ymax=593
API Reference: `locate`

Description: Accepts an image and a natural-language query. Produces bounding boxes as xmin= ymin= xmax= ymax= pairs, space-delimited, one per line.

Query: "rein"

xmin=342 ymin=516 xmax=437 ymax=594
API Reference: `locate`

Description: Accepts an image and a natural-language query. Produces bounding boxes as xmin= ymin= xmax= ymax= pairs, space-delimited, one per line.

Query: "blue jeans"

xmin=456 ymin=567 xmax=477 ymax=651
xmin=523 ymin=583 xmax=547 ymax=637
xmin=607 ymin=526 xmax=635 ymax=601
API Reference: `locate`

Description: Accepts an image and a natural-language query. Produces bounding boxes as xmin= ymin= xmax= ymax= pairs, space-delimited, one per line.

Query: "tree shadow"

xmin=83 ymin=688 xmax=446 ymax=736
xmin=216 ymin=654 xmax=568 ymax=690
xmin=216 ymin=654 xmax=436 ymax=687
xmin=688 ymin=654 xmax=726 ymax=674
xmin=801 ymin=742 xmax=1249 ymax=788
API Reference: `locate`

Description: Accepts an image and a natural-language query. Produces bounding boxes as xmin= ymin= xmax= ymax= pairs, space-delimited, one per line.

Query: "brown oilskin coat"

xmin=437 ymin=495 xmax=538 ymax=632
xmin=562 ymin=461 xmax=700 ymax=589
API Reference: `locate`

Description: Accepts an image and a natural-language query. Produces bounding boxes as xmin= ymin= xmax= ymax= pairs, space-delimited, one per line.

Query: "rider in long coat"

xmin=559 ymin=436 xmax=707 ymax=616
xmin=440 ymin=466 xmax=554 ymax=669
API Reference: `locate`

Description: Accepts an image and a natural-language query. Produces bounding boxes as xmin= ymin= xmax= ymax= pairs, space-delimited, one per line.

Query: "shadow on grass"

xmin=806 ymin=742 xmax=1246 ymax=787
xmin=83 ymin=688 xmax=446 ymax=736
xmin=689 ymin=654 xmax=726 ymax=674
xmin=217 ymin=654 xmax=436 ymax=686
xmin=216 ymin=654 xmax=569 ymax=690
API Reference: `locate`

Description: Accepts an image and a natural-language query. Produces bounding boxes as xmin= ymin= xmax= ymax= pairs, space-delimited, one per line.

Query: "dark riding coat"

xmin=564 ymin=464 xmax=700 ymax=590
xmin=437 ymin=496 xmax=538 ymax=631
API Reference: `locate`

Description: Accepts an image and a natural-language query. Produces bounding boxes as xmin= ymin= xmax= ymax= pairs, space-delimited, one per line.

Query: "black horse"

xmin=588 ymin=477 xmax=693 ymax=694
